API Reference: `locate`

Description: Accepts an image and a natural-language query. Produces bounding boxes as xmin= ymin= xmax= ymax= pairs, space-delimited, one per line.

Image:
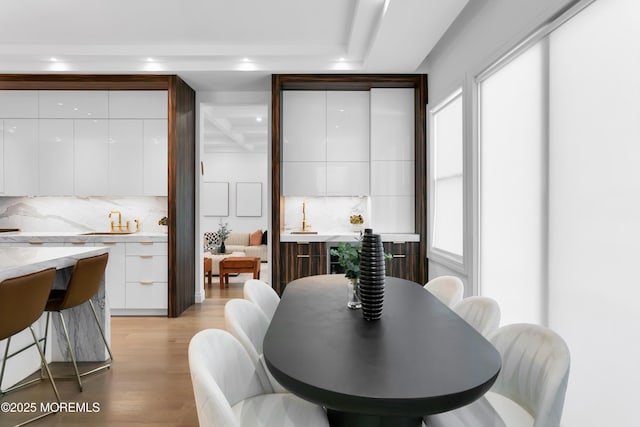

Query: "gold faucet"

xmin=109 ymin=211 xmax=124 ymax=232
xmin=301 ymin=201 xmax=312 ymax=232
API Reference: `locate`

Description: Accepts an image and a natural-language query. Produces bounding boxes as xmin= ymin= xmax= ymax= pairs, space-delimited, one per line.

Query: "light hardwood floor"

xmin=1 ymin=277 xmax=247 ymax=427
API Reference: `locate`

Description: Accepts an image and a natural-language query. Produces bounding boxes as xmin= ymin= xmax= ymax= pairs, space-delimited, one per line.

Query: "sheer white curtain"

xmin=548 ymin=0 xmax=640 ymax=425
xmin=478 ymin=41 xmax=546 ymax=326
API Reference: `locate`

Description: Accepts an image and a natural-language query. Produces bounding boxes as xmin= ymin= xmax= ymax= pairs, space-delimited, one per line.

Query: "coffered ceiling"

xmin=0 ymin=0 xmax=469 ymax=91
xmin=0 ymin=0 xmax=469 ymax=153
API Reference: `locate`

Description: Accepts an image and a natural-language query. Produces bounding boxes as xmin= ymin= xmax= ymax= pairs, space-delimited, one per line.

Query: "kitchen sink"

xmin=81 ymin=231 xmax=134 ymax=235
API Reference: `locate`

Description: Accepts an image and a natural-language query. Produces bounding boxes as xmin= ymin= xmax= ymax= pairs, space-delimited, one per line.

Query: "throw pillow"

xmin=261 ymin=229 xmax=268 ymax=245
xmin=204 ymin=232 xmax=221 ymax=252
xmin=249 ymin=229 xmax=262 ymax=246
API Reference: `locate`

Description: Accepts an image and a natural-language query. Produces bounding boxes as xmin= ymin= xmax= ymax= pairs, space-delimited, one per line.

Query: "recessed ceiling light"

xmin=339 ymin=57 xmax=345 ymax=62
xmin=73 ymin=107 xmax=78 ymax=111
xmin=57 ymin=102 xmax=63 ymax=106
xmin=256 ymin=117 xmax=263 ymax=122
xmin=242 ymin=57 xmax=250 ymax=62
xmin=49 ymin=57 xmax=58 ymax=62
xmin=146 ymin=57 xmax=154 ymax=62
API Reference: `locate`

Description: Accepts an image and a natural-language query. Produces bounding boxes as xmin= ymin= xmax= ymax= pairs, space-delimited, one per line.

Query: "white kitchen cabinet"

xmin=39 ymin=91 xmax=108 ymax=119
xmin=282 ymin=162 xmax=326 ymax=196
xmin=326 ymin=91 xmax=369 ymax=162
xmin=282 ymin=91 xmax=326 ymax=162
xmin=0 ymin=91 xmax=38 ymax=118
xmin=125 ymin=242 xmax=168 ymax=313
xmin=371 ymin=196 xmax=415 ymax=234
xmin=108 ymin=120 xmax=144 ymax=195
xmin=74 ymin=119 xmax=109 ymax=195
xmin=143 ymin=119 xmax=168 ymax=196
xmin=0 ymin=120 xmax=3 ymax=193
xmin=4 ymin=119 xmax=38 ymax=196
xmin=326 ymin=162 xmax=369 ymax=196
xmin=370 ymin=88 xmax=415 ymax=161
xmin=109 ymin=91 xmax=167 ymax=119
xmin=39 ymin=119 xmax=74 ymax=195
xmin=371 ymin=161 xmax=414 ymax=196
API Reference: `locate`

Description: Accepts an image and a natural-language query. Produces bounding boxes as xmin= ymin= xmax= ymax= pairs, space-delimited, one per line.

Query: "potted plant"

xmin=216 ymin=220 xmax=231 ymax=254
xmin=330 ymin=242 xmax=362 ymax=309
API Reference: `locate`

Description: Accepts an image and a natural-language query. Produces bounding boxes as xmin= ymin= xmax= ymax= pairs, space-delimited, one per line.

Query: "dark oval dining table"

xmin=263 ymin=275 xmax=502 ymax=427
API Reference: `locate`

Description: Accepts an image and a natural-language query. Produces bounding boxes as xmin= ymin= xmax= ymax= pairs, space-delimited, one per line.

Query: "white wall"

xmin=201 ymin=151 xmax=268 ymax=233
xmin=420 ymin=0 xmax=575 ymax=291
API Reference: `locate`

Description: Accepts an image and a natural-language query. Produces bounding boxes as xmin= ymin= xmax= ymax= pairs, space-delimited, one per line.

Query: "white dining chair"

xmin=188 ymin=329 xmax=329 ymax=427
xmin=423 ymin=276 xmax=464 ymax=307
xmin=425 ymin=323 xmax=571 ymax=427
xmin=243 ymin=279 xmax=280 ymax=321
xmin=225 ymin=298 xmax=287 ymax=393
xmin=452 ymin=296 xmax=501 ymax=338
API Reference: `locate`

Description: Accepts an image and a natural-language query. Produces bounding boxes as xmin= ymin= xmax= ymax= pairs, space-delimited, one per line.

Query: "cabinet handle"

xmin=392 ymin=254 xmax=406 ymax=258
xmin=393 ymin=241 xmax=406 ymax=245
xmin=139 ymin=281 xmax=154 ymax=285
xmin=71 ymin=242 xmax=86 ymax=245
xmin=102 ymin=242 xmax=116 ymax=245
xmin=296 ymin=254 xmax=310 ymax=258
xmin=140 ymin=242 xmax=154 ymax=245
xmin=297 ymin=242 xmax=310 ymax=245
xmin=139 ymin=255 xmax=153 ymax=259
xmin=29 ymin=242 xmax=43 ymax=245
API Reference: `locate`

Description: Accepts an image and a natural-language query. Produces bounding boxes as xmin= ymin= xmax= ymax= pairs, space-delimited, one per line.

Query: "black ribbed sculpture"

xmin=359 ymin=228 xmax=385 ymax=320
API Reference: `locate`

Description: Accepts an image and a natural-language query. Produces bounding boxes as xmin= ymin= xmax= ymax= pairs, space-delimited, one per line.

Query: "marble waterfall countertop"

xmin=0 ymin=231 xmax=168 ymax=243
xmin=0 ymin=246 xmax=109 ymax=282
xmin=280 ymin=232 xmax=420 ymax=242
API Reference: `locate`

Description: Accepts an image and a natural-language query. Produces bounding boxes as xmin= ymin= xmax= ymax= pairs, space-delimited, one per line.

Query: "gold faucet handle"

xmin=110 ymin=221 xmax=115 ymax=231
xmin=134 ymin=219 xmax=140 ymax=232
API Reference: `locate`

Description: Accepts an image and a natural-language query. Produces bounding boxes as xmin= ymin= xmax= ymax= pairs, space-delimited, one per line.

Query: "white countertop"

xmin=0 ymin=231 xmax=168 ymax=243
xmin=0 ymin=246 xmax=109 ymax=282
xmin=280 ymin=233 xmax=420 ymax=243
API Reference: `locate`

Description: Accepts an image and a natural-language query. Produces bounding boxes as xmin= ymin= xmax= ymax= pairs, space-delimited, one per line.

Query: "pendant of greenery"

xmin=330 ymin=242 xmax=361 ymax=279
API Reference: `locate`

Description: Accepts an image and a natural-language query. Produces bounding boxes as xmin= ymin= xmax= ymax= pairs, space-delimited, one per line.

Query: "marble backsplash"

xmin=283 ymin=196 xmax=370 ymax=234
xmin=0 ymin=196 xmax=168 ymax=233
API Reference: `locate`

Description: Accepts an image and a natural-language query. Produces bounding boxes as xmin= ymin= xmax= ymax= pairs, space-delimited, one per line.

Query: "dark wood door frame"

xmin=271 ymin=74 xmax=428 ymax=292
xmin=0 ymin=74 xmax=196 ymax=317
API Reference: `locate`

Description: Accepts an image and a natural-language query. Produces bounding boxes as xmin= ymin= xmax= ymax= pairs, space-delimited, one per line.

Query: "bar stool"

xmin=43 ymin=253 xmax=112 ymax=391
xmin=0 ymin=268 xmax=61 ymax=425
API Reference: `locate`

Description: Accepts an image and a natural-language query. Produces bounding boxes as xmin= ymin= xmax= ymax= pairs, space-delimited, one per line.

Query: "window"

xmin=428 ymin=88 xmax=464 ymax=267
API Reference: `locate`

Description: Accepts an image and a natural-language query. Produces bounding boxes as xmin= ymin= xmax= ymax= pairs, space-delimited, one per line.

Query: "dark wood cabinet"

xmin=383 ymin=241 xmax=421 ymax=284
xmin=279 ymin=242 xmax=327 ymax=293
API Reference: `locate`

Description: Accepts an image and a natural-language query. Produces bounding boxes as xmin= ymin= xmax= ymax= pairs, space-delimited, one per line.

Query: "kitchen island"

xmin=0 ymin=246 xmax=110 ymax=390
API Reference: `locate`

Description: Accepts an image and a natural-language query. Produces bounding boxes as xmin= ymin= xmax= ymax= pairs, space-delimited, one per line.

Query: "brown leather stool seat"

xmin=0 ymin=268 xmax=61 ymax=425
xmin=42 ymin=253 xmax=112 ymax=392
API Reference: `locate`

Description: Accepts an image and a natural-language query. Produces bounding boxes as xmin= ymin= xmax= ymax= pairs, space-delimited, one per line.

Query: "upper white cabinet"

xmin=282 ymin=91 xmax=326 ymax=162
xmin=370 ymin=88 xmax=415 ymax=161
xmin=0 ymin=90 xmax=168 ymax=197
xmin=282 ymin=91 xmax=370 ymax=196
xmin=0 ymin=91 xmax=38 ymax=118
xmin=108 ymin=120 xmax=144 ymax=196
xmin=326 ymin=91 xmax=370 ymax=162
xmin=143 ymin=120 xmax=168 ymax=196
xmin=4 ymin=119 xmax=38 ymax=195
xmin=74 ymin=119 xmax=109 ymax=196
xmin=39 ymin=119 xmax=74 ymax=195
xmin=109 ymin=91 xmax=167 ymax=119
xmin=39 ymin=91 xmax=108 ymax=119
xmin=282 ymin=162 xmax=326 ymax=196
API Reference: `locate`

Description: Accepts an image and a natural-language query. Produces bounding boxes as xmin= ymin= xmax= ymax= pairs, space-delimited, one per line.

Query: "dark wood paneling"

xmin=0 ymin=73 xmax=196 ymax=317
xmin=279 ymin=242 xmax=327 ymax=293
xmin=415 ymin=75 xmax=428 ymax=285
xmin=271 ymin=75 xmax=283 ymax=294
xmin=271 ymin=74 xmax=428 ymax=288
xmin=383 ymin=242 xmax=421 ymax=283
xmin=167 ymin=76 xmax=196 ymax=317
xmin=0 ymin=74 xmax=170 ymax=90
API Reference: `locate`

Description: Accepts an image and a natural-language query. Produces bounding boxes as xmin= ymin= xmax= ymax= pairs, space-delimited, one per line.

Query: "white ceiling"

xmin=0 ymin=0 xmax=469 ymax=152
